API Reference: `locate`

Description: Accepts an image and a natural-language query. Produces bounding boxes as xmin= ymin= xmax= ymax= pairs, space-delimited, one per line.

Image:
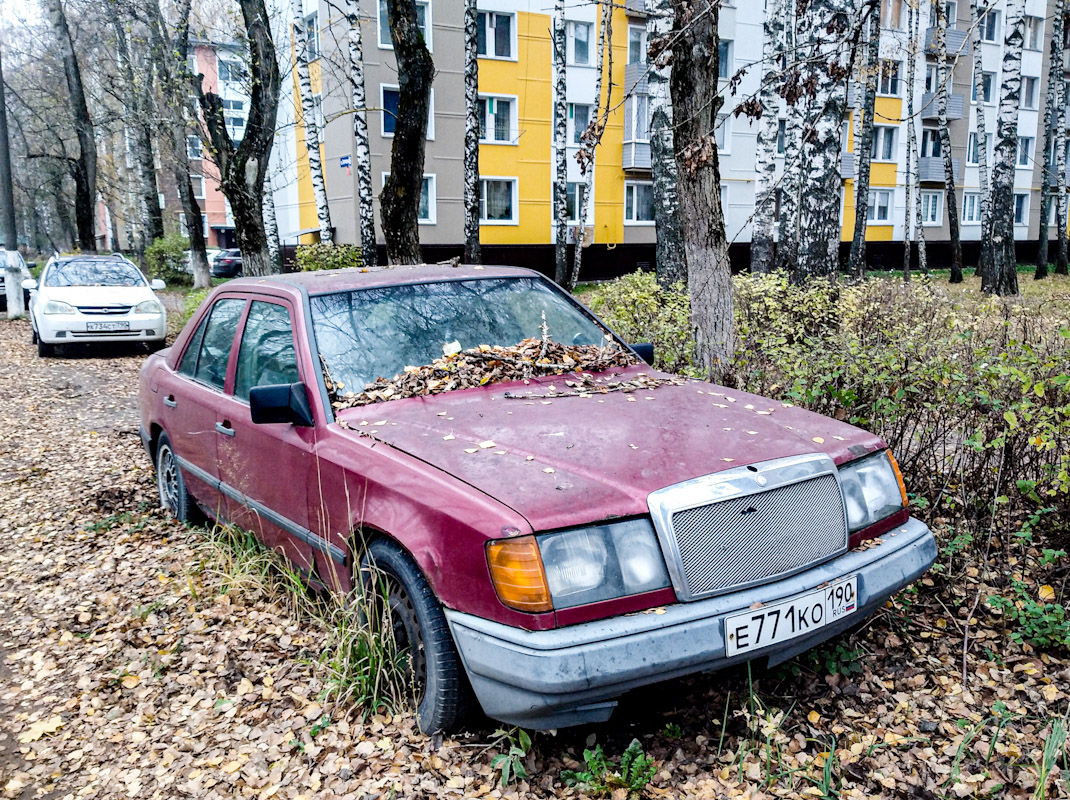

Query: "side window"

xmin=177 ymin=315 xmax=208 ymax=377
xmin=234 ymin=301 xmax=300 ymax=402
xmin=192 ymin=298 xmax=245 ymax=390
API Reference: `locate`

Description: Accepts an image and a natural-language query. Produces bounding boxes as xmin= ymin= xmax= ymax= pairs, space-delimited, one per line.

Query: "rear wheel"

xmin=155 ymin=432 xmax=204 ymax=525
xmin=357 ymin=539 xmax=474 ymax=733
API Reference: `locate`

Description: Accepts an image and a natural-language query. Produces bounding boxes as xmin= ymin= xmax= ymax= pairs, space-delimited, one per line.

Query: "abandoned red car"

xmin=138 ymin=265 xmax=936 ymax=732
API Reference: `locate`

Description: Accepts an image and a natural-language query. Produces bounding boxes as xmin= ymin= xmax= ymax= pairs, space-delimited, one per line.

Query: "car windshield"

xmin=45 ymin=260 xmax=145 ymax=288
xmin=310 ymin=277 xmax=609 ymax=390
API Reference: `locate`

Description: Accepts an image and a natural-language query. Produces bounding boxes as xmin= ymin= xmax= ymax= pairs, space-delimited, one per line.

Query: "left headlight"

xmin=135 ymin=299 xmax=163 ymax=314
xmin=42 ymin=300 xmax=75 ymax=315
xmin=838 ymin=449 xmax=907 ymax=533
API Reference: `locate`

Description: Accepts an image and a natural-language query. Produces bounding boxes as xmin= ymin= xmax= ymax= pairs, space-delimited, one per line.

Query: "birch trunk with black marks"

xmin=847 ymin=0 xmax=880 ymax=279
xmin=347 ymin=0 xmax=377 ymax=267
xmin=648 ymin=0 xmax=685 ymax=286
xmin=669 ymin=0 xmax=733 ymax=379
xmin=292 ymin=0 xmax=332 ymax=243
xmin=264 ymin=183 xmax=281 ymax=271
xmin=195 ymin=0 xmax=281 ymax=277
xmin=463 ymin=0 xmax=481 ymax=264
xmin=1035 ymin=0 xmax=1063 ymax=279
xmin=0 ymin=50 xmax=24 ymax=319
xmin=750 ymin=0 xmax=784 ymax=275
xmin=46 ymin=0 xmax=96 ymax=251
xmin=903 ymin=0 xmax=925 ymax=278
xmin=1052 ymin=2 xmax=1068 ymax=276
xmin=552 ymin=0 xmax=569 ymax=285
xmin=776 ymin=4 xmax=805 ymax=273
xmin=935 ymin=0 xmax=962 ymax=282
xmin=972 ymin=0 xmax=993 ymax=277
xmin=983 ymin=0 xmax=1024 ymax=295
xmin=380 ymin=0 xmax=434 ymax=265
xmin=794 ymin=0 xmax=853 ymax=280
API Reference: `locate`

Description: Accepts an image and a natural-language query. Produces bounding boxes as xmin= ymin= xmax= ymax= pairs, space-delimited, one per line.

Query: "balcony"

xmin=841 ymin=152 xmax=855 ymax=179
xmin=622 ymin=141 xmax=651 ymax=171
xmin=924 ymin=27 xmax=970 ymax=57
xmin=625 ymin=0 xmax=647 ymax=16
xmin=920 ymin=91 xmax=965 ymax=120
xmin=625 ymin=62 xmax=649 ymax=96
xmin=918 ymin=156 xmax=960 ymax=182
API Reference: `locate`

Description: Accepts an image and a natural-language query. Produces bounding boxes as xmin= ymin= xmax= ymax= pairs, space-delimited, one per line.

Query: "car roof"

xmin=228 ymin=264 xmax=544 ymax=296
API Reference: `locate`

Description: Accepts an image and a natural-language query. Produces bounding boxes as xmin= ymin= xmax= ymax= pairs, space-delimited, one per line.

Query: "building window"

xmin=567 ymin=21 xmax=592 ymax=66
xmin=1014 ymin=193 xmax=1029 ymax=224
xmin=925 ymin=64 xmax=939 ymax=93
xmin=1022 ymin=76 xmax=1038 ymax=109
xmin=477 ymin=11 xmax=513 ymax=59
xmin=1024 ymin=15 xmax=1043 ymax=50
xmin=381 ymin=86 xmax=435 ymax=139
xmin=628 ymin=26 xmax=647 ymax=65
xmin=777 ymin=119 xmax=786 ymax=154
xmin=557 ymin=181 xmax=585 ymax=223
xmin=871 ymin=126 xmax=896 ymax=160
xmin=191 ymin=175 xmax=205 ymax=200
xmin=921 ymin=191 xmax=943 ymax=225
xmin=478 ymin=95 xmax=516 ymax=144
xmin=569 ymin=103 xmax=591 ymax=145
xmin=921 ymin=129 xmax=942 ymax=158
xmin=222 ymin=98 xmax=246 ymax=141
xmin=624 ymin=181 xmax=655 ymax=224
xmin=967 ymin=131 xmax=992 ymax=164
xmin=980 ymin=9 xmax=999 ymax=42
xmin=878 ymin=60 xmax=901 ymax=96
xmin=383 ymin=173 xmax=436 ymax=223
xmin=971 ymin=70 xmax=995 ymax=103
xmin=218 ymin=59 xmax=245 ymax=82
xmin=882 ymin=0 xmax=903 ymax=28
xmin=715 ymin=114 xmax=730 ymax=152
xmin=962 ymin=192 xmax=981 ymax=223
xmin=929 ymin=0 xmax=959 ymax=25
xmin=303 ymin=11 xmax=320 ymax=60
xmin=1015 ymin=136 xmax=1033 ymax=168
xmin=481 ymin=178 xmax=516 ymax=223
xmin=378 ymin=0 xmax=431 ymax=50
xmin=718 ymin=40 xmax=732 ymax=77
xmin=867 ymin=189 xmax=892 ymax=222
xmin=311 ymin=93 xmax=324 ymax=131
xmin=186 ymin=135 xmax=202 ymax=159
xmin=625 ymin=94 xmax=651 ymax=142
xmin=720 ymin=183 xmax=728 ymax=209
xmin=179 ymin=213 xmax=209 ymax=237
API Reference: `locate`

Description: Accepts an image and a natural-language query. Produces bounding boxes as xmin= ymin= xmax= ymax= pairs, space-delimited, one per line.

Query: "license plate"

xmin=86 ymin=321 xmax=129 ymax=332
xmin=725 ymin=576 xmax=857 ymax=657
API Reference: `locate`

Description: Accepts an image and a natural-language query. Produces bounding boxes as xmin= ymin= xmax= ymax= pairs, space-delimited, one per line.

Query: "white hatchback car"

xmin=25 ymin=255 xmax=167 ymax=356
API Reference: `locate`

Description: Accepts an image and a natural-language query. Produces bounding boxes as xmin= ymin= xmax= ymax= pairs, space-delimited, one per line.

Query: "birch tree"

xmin=346 ymin=0 xmax=376 ymax=266
xmin=776 ymin=3 xmax=805 ymax=273
xmin=463 ymin=0 xmax=481 ymax=264
xmin=750 ymin=0 xmax=785 ymax=275
xmin=380 ymin=0 xmax=434 ymax=264
xmin=1038 ymin=0 xmax=1067 ymax=278
xmin=552 ymin=0 xmax=568 ymax=285
xmin=847 ymin=0 xmax=880 ymax=278
xmin=669 ymin=0 xmax=732 ymax=378
xmin=647 ymin=0 xmax=685 ymax=285
xmin=903 ymin=0 xmax=926 ymax=278
xmin=935 ymin=0 xmax=963 ymax=283
xmin=971 ymin=0 xmax=993 ymax=277
xmin=983 ymin=0 xmax=1025 ymax=295
xmin=1057 ymin=48 xmax=1069 ymax=277
xmin=292 ymin=0 xmax=332 ymax=243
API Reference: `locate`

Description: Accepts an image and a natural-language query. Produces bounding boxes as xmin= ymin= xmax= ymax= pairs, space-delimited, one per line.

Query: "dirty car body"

xmin=138 ymin=266 xmax=936 ymax=731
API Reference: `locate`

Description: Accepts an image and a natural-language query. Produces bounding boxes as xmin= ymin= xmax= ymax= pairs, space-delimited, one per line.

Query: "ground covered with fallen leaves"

xmin=0 ymin=316 xmax=1067 ymax=800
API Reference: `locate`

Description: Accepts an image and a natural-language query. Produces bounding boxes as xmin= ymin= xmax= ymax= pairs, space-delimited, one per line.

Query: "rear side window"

xmin=234 ymin=301 xmax=300 ymax=402
xmin=186 ymin=298 xmax=245 ymax=390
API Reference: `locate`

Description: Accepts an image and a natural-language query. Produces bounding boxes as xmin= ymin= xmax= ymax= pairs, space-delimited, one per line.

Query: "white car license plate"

xmin=86 ymin=321 xmax=130 ymax=332
xmin=725 ymin=576 xmax=857 ymax=657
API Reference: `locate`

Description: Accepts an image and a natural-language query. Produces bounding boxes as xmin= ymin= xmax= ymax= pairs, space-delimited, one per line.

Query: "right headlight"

xmin=838 ymin=449 xmax=908 ymax=533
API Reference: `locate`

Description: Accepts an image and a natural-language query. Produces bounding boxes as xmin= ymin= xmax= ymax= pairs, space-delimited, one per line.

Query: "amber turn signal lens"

xmin=486 ymin=536 xmax=553 ymax=613
xmin=886 ymin=450 xmax=908 ymax=507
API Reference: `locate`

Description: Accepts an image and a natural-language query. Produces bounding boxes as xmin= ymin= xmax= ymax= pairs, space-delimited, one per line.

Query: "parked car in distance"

xmin=0 ymin=251 xmax=32 ymax=312
xmin=26 ymin=254 xmax=167 ymax=356
xmin=210 ymin=249 xmax=243 ymax=278
xmin=184 ymin=249 xmax=221 ymax=274
xmin=139 ymin=265 xmax=936 ymax=733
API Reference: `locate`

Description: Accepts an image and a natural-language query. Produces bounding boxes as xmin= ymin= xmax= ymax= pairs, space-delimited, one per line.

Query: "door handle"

xmin=163 ymin=395 xmax=177 ymax=408
xmin=215 ymin=421 xmax=235 ymax=437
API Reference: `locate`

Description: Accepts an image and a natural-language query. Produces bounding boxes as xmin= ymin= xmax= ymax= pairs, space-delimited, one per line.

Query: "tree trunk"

xmin=903 ymin=0 xmax=925 ymax=279
xmin=1054 ymin=4 xmax=1069 ymax=276
xmin=848 ymin=0 xmax=880 ymax=279
xmin=1036 ymin=0 xmax=1064 ymax=279
xmin=794 ymin=0 xmax=853 ymax=281
xmin=292 ymin=0 xmax=332 ymax=243
xmin=776 ymin=3 xmax=804 ymax=273
xmin=750 ymin=0 xmax=785 ymax=275
xmin=984 ymin=0 xmax=1025 ymax=296
xmin=380 ymin=0 xmax=434 ymax=264
xmin=669 ymin=0 xmax=733 ymax=379
xmin=46 ymin=0 xmax=96 ymax=252
xmin=552 ymin=0 xmax=568 ymax=285
xmin=264 ymin=182 xmax=281 ymax=271
xmin=463 ymin=0 xmax=481 ymax=264
xmin=347 ymin=0 xmax=377 ymax=267
xmin=935 ymin=0 xmax=963 ymax=282
xmin=0 ymin=50 xmax=24 ymax=319
xmin=972 ymin=0 xmax=993 ymax=278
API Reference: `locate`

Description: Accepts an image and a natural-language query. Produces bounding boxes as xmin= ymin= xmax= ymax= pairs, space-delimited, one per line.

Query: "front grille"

xmin=76 ymin=305 xmax=131 ymax=315
xmin=670 ymin=473 xmax=846 ymax=597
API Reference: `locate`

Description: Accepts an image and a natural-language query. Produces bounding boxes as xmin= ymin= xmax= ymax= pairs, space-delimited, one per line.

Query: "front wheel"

xmin=37 ymin=337 xmax=54 ymax=357
xmin=155 ymin=432 xmax=204 ymax=525
xmin=358 ymin=539 xmax=474 ymax=733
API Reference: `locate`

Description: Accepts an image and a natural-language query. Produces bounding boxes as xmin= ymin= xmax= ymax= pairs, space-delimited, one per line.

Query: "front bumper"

xmin=36 ymin=311 xmax=167 ymax=344
xmin=446 ymin=516 xmax=936 ymax=729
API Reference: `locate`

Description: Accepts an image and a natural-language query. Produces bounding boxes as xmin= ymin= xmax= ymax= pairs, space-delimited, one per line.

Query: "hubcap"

xmin=158 ymin=446 xmax=180 ymax=514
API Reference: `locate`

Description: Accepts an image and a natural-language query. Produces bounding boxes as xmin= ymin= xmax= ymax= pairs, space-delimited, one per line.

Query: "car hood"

xmin=39 ymin=285 xmax=155 ymax=306
xmin=334 ymin=365 xmax=886 ymax=533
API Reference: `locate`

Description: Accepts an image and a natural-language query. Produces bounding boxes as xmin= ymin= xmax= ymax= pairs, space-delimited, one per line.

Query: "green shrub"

xmin=146 ymin=234 xmax=191 ymax=286
xmin=296 ymin=242 xmax=363 ymax=272
xmin=182 ymin=288 xmax=210 ymax=325
xmin=561 ymin=738 xmax=657 ymax=799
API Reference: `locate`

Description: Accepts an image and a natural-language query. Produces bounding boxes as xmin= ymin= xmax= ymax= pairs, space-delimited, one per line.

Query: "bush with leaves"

xmin=561 ymin=738 xmax=658 ymax=799
xmin=146 ymin=234 xmax=192 ymax=286
xmin=296 ymin=242 xmax=363 ymax=272
xmin=490 ymin=727 xmax=531 ymax=787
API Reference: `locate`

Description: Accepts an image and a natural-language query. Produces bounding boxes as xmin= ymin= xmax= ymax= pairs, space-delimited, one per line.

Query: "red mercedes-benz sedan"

xmin=139 ymin=265 xmax=935 ymax=732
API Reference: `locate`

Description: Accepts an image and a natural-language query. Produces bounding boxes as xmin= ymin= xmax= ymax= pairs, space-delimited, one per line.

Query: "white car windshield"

xmin=45 ymin=260 xmax=146 ymax=288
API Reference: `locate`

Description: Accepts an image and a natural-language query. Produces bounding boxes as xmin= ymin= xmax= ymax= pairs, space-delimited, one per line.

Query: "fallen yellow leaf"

xmin=1039 ymin=584 xmax=1056 ymax=602
xmin=18 ymin=715 xmax=64 ymax=743
xmin=808 ymin=710 xmax=821 ymax=724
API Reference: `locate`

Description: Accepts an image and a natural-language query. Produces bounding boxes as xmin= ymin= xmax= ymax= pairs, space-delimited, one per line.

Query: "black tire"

xmin=358 ymin=539 xmax=474 ymax=733
xmin=30 ymin=326 xmax=37 ymax=344
xmin=37 ymin=337 xmax=54 ymax=357
xmin=155 ymin=432 xmax=204 ymax=525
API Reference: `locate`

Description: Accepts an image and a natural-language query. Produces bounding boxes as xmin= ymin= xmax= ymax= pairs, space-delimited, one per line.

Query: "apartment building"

xmin=291 ymin=0 xmax=1067 ymax=272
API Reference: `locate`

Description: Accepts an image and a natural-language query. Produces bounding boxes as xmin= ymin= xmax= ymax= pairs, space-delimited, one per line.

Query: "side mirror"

xmin=20 ymin=278 xmax=37 ymax=291
xmin=631 ymin=343 xmax=655 ymax=366
xmin=150 ymin=279 xmax=166 ymax=290
xmin=249 ymin=382 xmax=315 ymax=427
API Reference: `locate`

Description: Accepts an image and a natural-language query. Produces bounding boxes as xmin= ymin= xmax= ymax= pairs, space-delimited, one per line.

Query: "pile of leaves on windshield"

xmin=324 ymin=337 xmax=678 ymax=409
